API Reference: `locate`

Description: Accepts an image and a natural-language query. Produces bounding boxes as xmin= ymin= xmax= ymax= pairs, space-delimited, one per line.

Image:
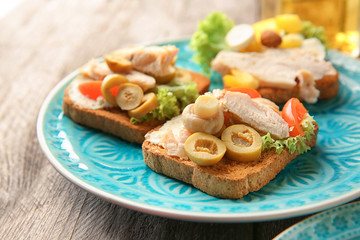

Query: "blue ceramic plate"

xmin=274 ymin=201 xmax=360 ymax=239
xmin=37 ymin=39 xmax=360 ymax=222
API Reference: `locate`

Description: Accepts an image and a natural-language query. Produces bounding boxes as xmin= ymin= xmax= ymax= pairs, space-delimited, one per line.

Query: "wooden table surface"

xmin=0 ymin=0 xmax=358 ymax=239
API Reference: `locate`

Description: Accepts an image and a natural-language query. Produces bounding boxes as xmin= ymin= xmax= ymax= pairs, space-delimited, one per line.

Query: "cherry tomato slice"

xmin=226 ymin=87 xmax=261 ymax=98
xmin=281 ymin=98 xmax=308 ymax=137
xmin=78 ymin=81 xmax=103 ymax=100
xmin=78 ymin=81 xmax=118 ymax=100
xmin=110 ymin=86 xmax=119 ymax=96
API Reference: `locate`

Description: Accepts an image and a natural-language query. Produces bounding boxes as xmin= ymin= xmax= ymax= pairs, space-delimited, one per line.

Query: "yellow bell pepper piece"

xmin=223 ymin=69 xmax=259 ymax=89
xmin=239 ymin=40 xmax=263 ymax=52
xmin=275 ymin=14 xmax=302 ymax=34
xmin=279 ymin=34 xmax=303 ymax=49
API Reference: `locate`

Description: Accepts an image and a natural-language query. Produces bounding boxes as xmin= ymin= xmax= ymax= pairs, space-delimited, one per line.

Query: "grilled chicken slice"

xmin=220 ymin=91 xmax=289 ymax=139
xmin=112 ymin=45 xmax=179 ymax=77
xmin=211 ymin=48 xmax=337 ymax=103
xmin=79 ymin=59 xmax=113 ymax=80
xmin=124 ymin=70 xmax=156 ymax=92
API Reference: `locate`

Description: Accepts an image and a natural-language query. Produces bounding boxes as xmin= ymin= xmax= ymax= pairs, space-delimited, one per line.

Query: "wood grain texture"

xmin=0 ymin=0 xmax=333 ymax=239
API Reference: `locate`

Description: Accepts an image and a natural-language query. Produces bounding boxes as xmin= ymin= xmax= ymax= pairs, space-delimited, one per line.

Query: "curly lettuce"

xmin=130 ymin=81 xmax=198 ymax=124
xmin=302 ymin=21 xmax=328 ymax=50
xmin=262 ymin=116 xmax=316 ymax=155
xmin=190 ymin=12 xmax=234 ymax=74
xmin=156 ymin=80 xmax=199 ymax=110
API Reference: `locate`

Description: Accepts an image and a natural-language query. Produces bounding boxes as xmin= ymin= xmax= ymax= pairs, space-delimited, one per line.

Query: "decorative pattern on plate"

xmin=37 ymin=40 xmax=360 ymax=221
xmin=274 ymin=202 xmax=360 ymax=240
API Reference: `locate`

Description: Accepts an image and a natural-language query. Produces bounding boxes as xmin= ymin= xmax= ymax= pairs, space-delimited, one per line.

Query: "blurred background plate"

xmin=274 ymin=201 xmax=360 ymax=239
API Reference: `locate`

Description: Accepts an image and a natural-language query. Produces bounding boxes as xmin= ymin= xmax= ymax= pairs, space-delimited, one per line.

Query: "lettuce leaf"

xmin=190 ymin=12 xmax=234 ymax=74
xmin=156 ymin=80 xmax=199 ymax=110
xmin=262 ymin=116 xmax=316 ymax=155
xmin=130 ymin=81 xmax=198 ymax=124
xmin=301 ymin=21 xmax=328 ymax=50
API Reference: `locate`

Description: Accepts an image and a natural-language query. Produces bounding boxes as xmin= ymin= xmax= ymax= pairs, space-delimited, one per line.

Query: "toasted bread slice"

xmin=63 ymin=70 xmax=210 ymax=143
xmin=142 ymin=123 xmax=318 ymax=199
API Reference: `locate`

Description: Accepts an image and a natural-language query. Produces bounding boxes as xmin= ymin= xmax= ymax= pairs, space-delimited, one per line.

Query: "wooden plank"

xmin=0 ymin=0 xmax=320 ymax=239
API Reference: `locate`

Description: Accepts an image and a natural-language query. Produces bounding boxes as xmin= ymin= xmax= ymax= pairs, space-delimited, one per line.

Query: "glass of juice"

xmin=261 ymin=0 xmax=360 ymax=57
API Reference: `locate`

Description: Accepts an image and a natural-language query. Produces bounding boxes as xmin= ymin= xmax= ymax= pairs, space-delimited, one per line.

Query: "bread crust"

xmin=142 ymin=123 xmax=318 ymax=199
xmin=63 ymin=70 xmax=210 ymax=143
xmin=258 ymin=73 xmax=339 ymax=104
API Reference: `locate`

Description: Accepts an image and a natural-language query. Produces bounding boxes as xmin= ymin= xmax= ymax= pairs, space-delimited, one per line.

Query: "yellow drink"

xmin=261 ymin=0 xmax=360 ymax=57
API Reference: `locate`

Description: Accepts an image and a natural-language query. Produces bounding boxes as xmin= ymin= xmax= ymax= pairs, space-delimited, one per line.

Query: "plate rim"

xmin=37 ymin=39 xmax=360 ymax=222
xmin=274 ymin=201 xmax=360 ymax=239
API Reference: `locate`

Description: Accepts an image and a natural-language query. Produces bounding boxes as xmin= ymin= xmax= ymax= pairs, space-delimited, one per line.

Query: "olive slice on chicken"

xmin=104 ymin=53 xmax=132 ymax=73
xmin=115 ymin=83 xmax=144 ymax=110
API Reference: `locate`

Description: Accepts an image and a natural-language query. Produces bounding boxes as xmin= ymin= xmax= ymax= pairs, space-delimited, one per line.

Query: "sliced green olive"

xmin=104 ymin=53 xmax=132 ymax=73
xmin=221 ymin=124 xmax=262 ymax=162
xmin=128 ymin=92 xmax=158 ymax=119
xmin=173 ymin=68 xmax=192 ymax=82
xmin=184 ymin=132 xmax=226 ymax=166
xmin=101 ymin=74 xmax=128 ymax=105
xmin=154 ymin=72 xmax=175 ymax=84
xmin=116 ymin=83 xmax=143 ymax=110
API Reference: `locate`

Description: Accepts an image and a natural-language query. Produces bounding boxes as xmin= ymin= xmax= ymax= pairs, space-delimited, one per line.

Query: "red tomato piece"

xmin=281 ymin=98 xmax=308 ymax=137
xmin=78 ymin=81 xmax=119 ymax=100
xmin=226 ymin=87 xmax=261 ymax=98
xmin=110 ymin=85 xmax=119 ymax=96
xmin=78 ymin=81 xmax=103 ymax=100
